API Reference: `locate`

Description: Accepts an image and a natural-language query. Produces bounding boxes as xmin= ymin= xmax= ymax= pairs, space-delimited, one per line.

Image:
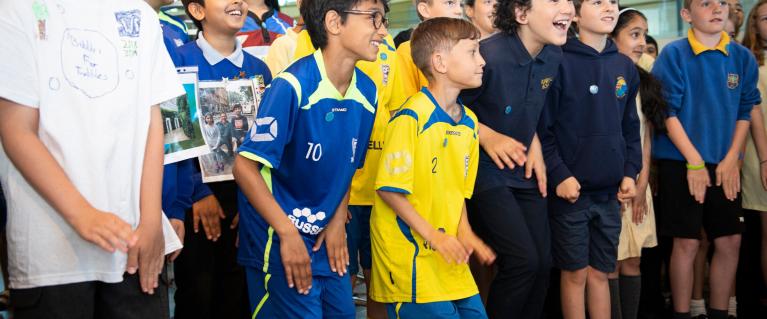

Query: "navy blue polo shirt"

xmin=460 ymin=32 xmax=562 ymax=192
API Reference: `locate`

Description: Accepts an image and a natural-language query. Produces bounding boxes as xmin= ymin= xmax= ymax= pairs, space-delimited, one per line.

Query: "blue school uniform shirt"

xmin=459 ymin=32 xmax=562 ymax=192
xmin=236 ymin=49 xmax=377 ymax=276
xmin=652 ymin=30 xmax=760 ymax=164
xmin=241 ymin=9 xmax=293 ymax=35
xmin=539 ymin=38 xmax=642 ymax=197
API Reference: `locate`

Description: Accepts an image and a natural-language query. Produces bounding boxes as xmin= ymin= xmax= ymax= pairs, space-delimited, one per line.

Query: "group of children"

xmin=1 ymin=0 xmax=767 ymax=319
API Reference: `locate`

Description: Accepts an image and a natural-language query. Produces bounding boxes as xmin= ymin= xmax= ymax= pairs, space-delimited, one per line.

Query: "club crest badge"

xmin=541 ymin=77 xmax=553 ymax=90
xmin=615 ymin=76 xmax=628 ymax=98
xmin=727 ymin=73 xmax=739 ymax=89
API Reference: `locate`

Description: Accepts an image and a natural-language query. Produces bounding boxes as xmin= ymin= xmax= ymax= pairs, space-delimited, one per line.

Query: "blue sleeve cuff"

xmin=377 ymin=186 xmax=411 ymax=195
xmin=548 ymin=162 xmax=573 ymax=189
xmin=164 ymin=206 xmax=186 ymax=221
xmin=192 ymin=172 xmax=213 ymax=203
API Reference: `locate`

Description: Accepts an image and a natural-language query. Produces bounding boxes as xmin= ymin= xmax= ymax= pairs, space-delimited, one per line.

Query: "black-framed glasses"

xmin=344 ymin=10 xmax=388 ymax=29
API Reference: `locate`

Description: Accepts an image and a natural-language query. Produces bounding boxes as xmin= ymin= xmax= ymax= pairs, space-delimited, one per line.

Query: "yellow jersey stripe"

xmin=252 ymin=273 xmax=272 ymax=319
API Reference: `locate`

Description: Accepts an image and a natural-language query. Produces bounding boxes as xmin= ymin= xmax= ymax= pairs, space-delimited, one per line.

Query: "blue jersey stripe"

xmin=395 ymin=216 xmax=419 ymax=303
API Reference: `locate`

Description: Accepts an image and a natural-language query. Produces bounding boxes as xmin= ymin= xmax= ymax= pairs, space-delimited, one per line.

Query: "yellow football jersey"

xmin=294 ymin=30 xmax=400 ymax=205
xmin=370 ymin=88 xmax=480 ymax=303
xmin=389 ymin=40 xmax=429 ymax=114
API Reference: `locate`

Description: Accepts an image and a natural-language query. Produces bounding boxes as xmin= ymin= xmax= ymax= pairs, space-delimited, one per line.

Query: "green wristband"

xmin=686 ymin=162 xmax=706 ymax=170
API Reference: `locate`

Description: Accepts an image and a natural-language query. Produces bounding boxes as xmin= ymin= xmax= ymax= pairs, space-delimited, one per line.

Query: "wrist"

xmin=275 ymin=221 xmax=299 ymax=238
xmin=761 ymin=159 xmax=767 ymax=165
xmin=686 ymin=162 xmax=706 ymax=171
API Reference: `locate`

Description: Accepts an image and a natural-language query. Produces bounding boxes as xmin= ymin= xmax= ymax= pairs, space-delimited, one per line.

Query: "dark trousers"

xmin=467 ymin=186 xmax=551 ymax=319
xmin=11 ymin=273 xmax=168 ymax=319
xmin=173 ymin=182 xmax=249 ymax=319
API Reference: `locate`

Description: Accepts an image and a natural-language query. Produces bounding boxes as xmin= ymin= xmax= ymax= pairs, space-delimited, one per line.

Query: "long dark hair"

xmin=742 ymin=0 xmax=767 ymax=65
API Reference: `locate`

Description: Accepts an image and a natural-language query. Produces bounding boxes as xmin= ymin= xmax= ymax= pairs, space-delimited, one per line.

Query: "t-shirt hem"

xmin=0 ymin=88 xmax=38 ymax=109
xmin=10 ymin=271 xmax=126 ymax=289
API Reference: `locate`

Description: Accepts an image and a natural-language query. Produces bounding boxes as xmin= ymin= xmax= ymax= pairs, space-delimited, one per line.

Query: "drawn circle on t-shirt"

xmin=48 ymin=77 xmax=60 ymax=91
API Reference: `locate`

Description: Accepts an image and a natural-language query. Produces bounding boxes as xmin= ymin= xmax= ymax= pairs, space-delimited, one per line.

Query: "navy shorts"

xmin=345 ymin=205 xmax=372 ymax=275
xmin=246 ymin=267 xmax=355 ymax=319
xmin=386 ymin=294 xmax=487 ymax=319
xmin=550 ymin=197 xmax=621 ymax=273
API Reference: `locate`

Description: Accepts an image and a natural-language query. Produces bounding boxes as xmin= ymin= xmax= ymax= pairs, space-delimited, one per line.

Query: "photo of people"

xmin=162 ymin=71 xmax=208 ymax=164
xmin=197 ymin=79 xmax=261 ymax=182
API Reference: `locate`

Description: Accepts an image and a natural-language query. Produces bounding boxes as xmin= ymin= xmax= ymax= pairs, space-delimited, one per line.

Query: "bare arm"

xmin=377 ymin=190 xmax=468 ymax=264
xmin=665 ymin=117 xmax=709 ymax=203
xmin=0 ymin=98 xmax=136 ymax=251
xmin=233 ymin=155 xmax=312 ymax=294
xmin=716 ymin=120 xmax=751 ymax=200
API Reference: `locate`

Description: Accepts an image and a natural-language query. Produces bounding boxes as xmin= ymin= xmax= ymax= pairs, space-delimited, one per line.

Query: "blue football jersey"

xmin=237 ymin=49 xmax=377 ymax=275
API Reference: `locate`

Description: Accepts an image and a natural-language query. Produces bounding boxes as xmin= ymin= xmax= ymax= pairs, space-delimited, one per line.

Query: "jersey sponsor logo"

xmin=368 ymin=140 xmax=383 ymax=150
xmin=728 ymin=73 xmax=739 ymax=89
xmin=464 ymin=154 xmax=470 ymax=177
xmin=174 ymin=39 xmax=184 ymax=47
xmin=251 ymin=117 xmax=278 ymax=142
xmin=384 ymin=151 xmax=412 ymax=175
xmin=445 ymin=130 xmax=461 ymax=136
xmin=615 ymin=76 xmax=627 ymax=99
xmin=541 ymin=77 xmax=553 ymax=90
xmin=332 ymin=107 xmax=348 ymax=113
xmin=114 ymin=10 xmax=141 ymax=38
xmin=382 ymin=64 xmax=391 ymax=86
xmin=289 ymin=208 xmax=327 ymax=235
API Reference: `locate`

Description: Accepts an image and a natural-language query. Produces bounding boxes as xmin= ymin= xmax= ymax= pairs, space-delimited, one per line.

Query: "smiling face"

xmin=683 ymin=0 xmax=728 ymax=36
xmin=575 ymin=0 xmax=619 ymax=36
xmin=443 ymin=38 xmax=486 ymax=89
xmin=613 ymin=14 xmax=648 ymax=63
xmin=188 ymin=0 xmax=249 ymax=35
xmin=465 ymin=0 xmax=498 ymax=38
xmin=519 ymin=0 xmax=574 ymax=47
xmin=336 ymin=0 xmax=388 ymax=62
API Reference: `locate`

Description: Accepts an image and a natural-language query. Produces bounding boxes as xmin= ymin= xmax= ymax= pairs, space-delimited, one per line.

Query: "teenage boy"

xmin=458 ymin=0 xmax=573 ymax=317
xmin=389 ymin=0 xmax=464 ymax=112
xmin=370 ymin=17 xmax=495 ymax=319
xmin=652 ymin=0 xmax=760 ymax=318
xmin=171 ymin=0 xmax=273 ymax=318
xmin=232 ymin=0 xmax=386 ymax=317
xmin=0 ymin=1 xmax=183 ymax=318
xmin=539 ymin=0 xmax=642 ymax=318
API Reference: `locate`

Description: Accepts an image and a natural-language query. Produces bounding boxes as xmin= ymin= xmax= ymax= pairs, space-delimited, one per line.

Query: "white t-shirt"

xmin=0 ymin=0 xmax=183 ymax=289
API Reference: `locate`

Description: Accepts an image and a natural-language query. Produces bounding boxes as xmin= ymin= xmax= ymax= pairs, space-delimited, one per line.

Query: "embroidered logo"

xmin=541 ymin=77 xmax=553 ymax=90
xmin=727 ymin=73 xmax=739 ymax=89
xmin=114 ymin=10 xmax=141 ymax=38
xmin=615 ymin=76 xmax=628 ymax=99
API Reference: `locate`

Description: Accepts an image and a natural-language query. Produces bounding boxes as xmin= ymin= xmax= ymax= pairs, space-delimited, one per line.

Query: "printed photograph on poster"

xmin=198 ymin=77 xmax=264 ymax=183
xmin=162 ymin=68 xmax=209 ymax=164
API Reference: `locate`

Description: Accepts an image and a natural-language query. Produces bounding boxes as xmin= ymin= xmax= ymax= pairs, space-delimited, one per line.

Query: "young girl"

xmin=464 ymin=0 xmax=498 ymax=39
xmin=608 ymin=8 xmax=668 ymax=319
xmin=740 ymin=0 xmax=767 ymax=308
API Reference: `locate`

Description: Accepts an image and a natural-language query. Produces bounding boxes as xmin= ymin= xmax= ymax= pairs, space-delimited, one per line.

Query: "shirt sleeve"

xmin=375 ymin=109 xmax=418 ymax=194
xmin=651 ymin=46 xmax=684 ymax=118
xmin=0 ymin=3 xmax=38 ymax=108
xmin=623 ymin=66 xmax=643 ymax=179
xmin=739 ymin=51 xmax=761 ymax=120
xmin=539 ymin=72 xmax=573 ymax=188
xmin=237 ymin=74 xmax=300 ymax=169
xmin=146 ymin=15 xmax=184 ymax=107
xmin=464 ymin=117 xmax=480 ymax=199
xmin=389 ymin=43 xmax=421 ymax=113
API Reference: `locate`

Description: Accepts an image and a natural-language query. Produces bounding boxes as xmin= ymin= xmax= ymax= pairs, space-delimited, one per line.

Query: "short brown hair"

xmin=410 ymin=17 xmax=481 ymax=80
xmin=684 ymin=0 xmax=693 ymax=9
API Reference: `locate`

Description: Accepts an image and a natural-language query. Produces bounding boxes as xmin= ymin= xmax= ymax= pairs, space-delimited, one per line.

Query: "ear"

xmin=417 ymin=2 xmax=431 ymax=20
xmin=187 ymin=2 xmax=206 ymax=23
xmin=515 ymin=6 xmax=529 ymax=25
xmin=431 ymin=51 xmax=448 ymax=75
xmin=680 ymin=8 xmax=693 ymax=24
xmin=325 ymin=10 xmax=343 ymax=36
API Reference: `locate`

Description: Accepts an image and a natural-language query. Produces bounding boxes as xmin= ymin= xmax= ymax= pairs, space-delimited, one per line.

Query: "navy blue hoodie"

xmin=539 ymin=37 xmax=642 ymax=197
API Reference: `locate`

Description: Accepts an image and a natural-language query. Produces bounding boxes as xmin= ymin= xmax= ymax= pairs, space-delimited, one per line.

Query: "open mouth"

xmin=370 ymin=40 xmax=381 ymax=47
xmin=601 ymin=16 xmax=615 ymax=23
xmin=553 ymin=19 xmax=570 ymax=31
xmin=226 ymin=9 xmax=243 ymax=17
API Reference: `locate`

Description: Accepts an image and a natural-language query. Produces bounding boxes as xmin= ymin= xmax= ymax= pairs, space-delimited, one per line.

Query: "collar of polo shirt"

xmin=196 ymin=32 xmax=245 ymax=67
xmin=687 ymin=29 xmax=730 ymax=56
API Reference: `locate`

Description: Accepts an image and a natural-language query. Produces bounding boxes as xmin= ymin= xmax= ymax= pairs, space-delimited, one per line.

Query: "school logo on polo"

xmin=728 ymin=73 xmax=739 ymax=89
xmin=615 ymin=76 xmax=628 ymax=98
xmin=541 ymin=77 xmax=553 ymax=90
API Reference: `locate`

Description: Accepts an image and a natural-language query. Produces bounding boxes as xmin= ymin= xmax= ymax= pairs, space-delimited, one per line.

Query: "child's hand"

xmin=126 ymin=219 xmax=165 ymax=295
xmin=480 ymin=127 xmax=527 ymax=170
xmin=280 ymin=230 xmax=313 ymax=295
xmin=687 ymin=165 xmax=710 ymax=204
xmin=631 ymin=187 xmax=647 ymax=225
xmin=617 ymin=177 xmax=637 ymax=205
xmin=192 ymin=195 xmax=226 ymax=241
xmin=525 ymin=138 xmax=547 ymax=197
xmin=70 ymin=208 xmax=138 ymax=253
xmin=556 ymin=177 xmax=581 ymax=203
xmin=716 ymin=155 xmax=740 ymax=201
xmin=428 ymin=230 xmax=469 ymax=264
xmin=458 ymin=232 xmax=496 ymax=265
xmin=761 ymin=161 xmax=767 ymax=191
xmin=313 ymin=218 xmax=349 ymax=277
